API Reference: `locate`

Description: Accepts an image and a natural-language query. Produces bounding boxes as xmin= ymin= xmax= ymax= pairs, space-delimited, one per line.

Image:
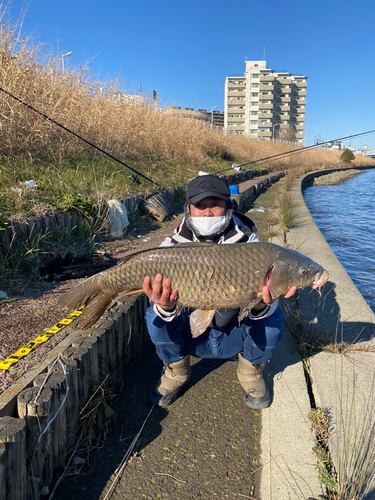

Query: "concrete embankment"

xmin=260 ymin=166 xmax=375 ymax=499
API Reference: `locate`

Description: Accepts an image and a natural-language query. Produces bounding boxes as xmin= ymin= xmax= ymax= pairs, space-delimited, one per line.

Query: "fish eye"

xmin=299 ymin=266 xmax=307 ymax=275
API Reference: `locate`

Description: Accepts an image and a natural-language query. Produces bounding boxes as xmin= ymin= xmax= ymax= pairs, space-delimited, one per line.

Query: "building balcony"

xmin=279 ymin=122 xmax=291 ymax=129
xmin=260 ymin=84 xmax=274 ymax=91
xmin=259 ymin=94 xmax=273 ymax=101
xmin=291 ymin=99 xmax=306 ymax=106
xmin=227 ymin=99 xmax=246 ymax=105
xmin=227 ymin=116 xmax=245 ymax=123
xmin=228 ymin=125 xmax=245 ymax=131
xmin=227 ymin=82 xmax=246 ymax=89
xmin=292 ymin=90 xmax=307 ymax=97
xmin=259 ymin=103 xmax=273 ymax=110
xmin=275 ymin=97 xmax=291 ymax=104
xmin=290 ymin=107 xmax=306 ymax=114
xmin=260 ymin=74 xmax=275 ymax=82
xmin=258 ymin=112 xmax=272 ymax=119
xmin=258 ymin=130 xmax=272 ymax=138
xmin=296 ymin=132 xmax=305 ymax=139
xmin=227 ymin=107 xmax=245 ymax=114
xmin=294 ymin=81 xmax=308 ymax=88
xmin=276 ymin=105 xmax=290 ymax=112
xmin=279 ymin=114 xmax=290 ymax=121
xmin=259 ymin=122 xmax=272 ymax=128
xmin=293 ymin=124 xmax=305 ymax=131
xmin=227 ymin=90 xmax=246 ymax=97
xmin=280 ymin=87 xmax=292 ymax=94
xmin=276 ymin=78 xmax=291 ymax=85
xmin=292 ymin=116 xmax=305 ymax=122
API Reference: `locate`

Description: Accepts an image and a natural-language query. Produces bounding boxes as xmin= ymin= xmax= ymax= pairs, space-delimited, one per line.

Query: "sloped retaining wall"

xmin=0 ymin=194 xmax=146 ymax=250
xmin=0 ymin=294 xmax=148 ymax=500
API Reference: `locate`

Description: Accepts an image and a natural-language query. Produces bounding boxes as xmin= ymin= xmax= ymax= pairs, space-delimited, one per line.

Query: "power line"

xmin=0 ymin=86 xmax=159 ymax=187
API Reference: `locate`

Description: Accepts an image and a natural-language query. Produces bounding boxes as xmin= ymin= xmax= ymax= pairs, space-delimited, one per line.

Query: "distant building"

xmin=352 ymin=143 xmax=375 ymax=156
xmin=326 ymin=140 xmax=344 ymax=151
xmin=113 ymin=93 xmax=144 ymax=105
xmin=224 ymin=60 xmax=307 ymax=143
xmin=212 ymin=110 xmax=224 ymax=127
xmin=166 ymin=107 xmax=224 ymax=127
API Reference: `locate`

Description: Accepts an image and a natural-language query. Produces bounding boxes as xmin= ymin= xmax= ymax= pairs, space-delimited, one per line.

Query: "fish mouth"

xmin=265 ymin=264 xmax=275 ymax=295
xmin=311 ymin=270 xmax=329 ymax=290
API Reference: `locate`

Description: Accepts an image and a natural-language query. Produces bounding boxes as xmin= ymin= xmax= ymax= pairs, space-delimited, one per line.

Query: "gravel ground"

xmin=0 ymin=214 xmax=183 ymax=394
xmin=313 ymin=168 xmax=365 ymax=185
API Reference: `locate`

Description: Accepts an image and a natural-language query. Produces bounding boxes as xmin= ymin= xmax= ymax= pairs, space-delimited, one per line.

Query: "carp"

xmin=58 ymin=242 xmax=329 ymax=336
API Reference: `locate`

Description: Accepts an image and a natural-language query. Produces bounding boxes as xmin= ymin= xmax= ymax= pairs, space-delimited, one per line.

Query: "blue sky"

xmin=6 ymin=0 xmax=375 ymax=150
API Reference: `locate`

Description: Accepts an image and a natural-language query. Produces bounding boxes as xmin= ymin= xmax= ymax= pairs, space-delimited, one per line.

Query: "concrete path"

xmin=259 ymin=329 xmax=324 ymax=500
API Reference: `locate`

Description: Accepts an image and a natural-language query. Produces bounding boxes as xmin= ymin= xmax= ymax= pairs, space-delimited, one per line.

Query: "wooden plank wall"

xmin=0 ymin=294 xmax=149 ymax=500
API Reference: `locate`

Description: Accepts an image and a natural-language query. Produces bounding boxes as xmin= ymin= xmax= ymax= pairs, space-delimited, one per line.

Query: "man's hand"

xmin=143 ymin=274 xmax=178 ymax=311
xmin=251 ymin=285 xmax=298 ymax=314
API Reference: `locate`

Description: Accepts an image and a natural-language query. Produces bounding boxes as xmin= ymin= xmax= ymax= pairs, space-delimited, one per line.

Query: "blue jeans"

xmin=146 ymin=306 xmax=285 ymax=364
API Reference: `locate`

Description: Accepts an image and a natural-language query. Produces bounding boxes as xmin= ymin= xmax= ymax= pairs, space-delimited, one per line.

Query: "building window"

xmin=251 ymin=83 xmax=259 ymax=88
xmin=252 ymin=74 xmax=259 ymax=78
xmin=251 ymin=102 xmax=258 ymax=107
xmin=250 ymin=129 xmax=257 ymax=134
xmin=251 ymin=93 xmax=258 ymax=97
xmin=251 ymin=111 xmax=258 ymax=115
xmin=250 ymin=120 xmax=257 ymax=125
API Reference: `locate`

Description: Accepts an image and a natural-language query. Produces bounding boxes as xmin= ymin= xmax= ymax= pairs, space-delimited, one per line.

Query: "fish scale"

xmin=106 ymin=245 xmax=263 ymax=307
xmin=58 ymin=242 xmax=329 ymax=332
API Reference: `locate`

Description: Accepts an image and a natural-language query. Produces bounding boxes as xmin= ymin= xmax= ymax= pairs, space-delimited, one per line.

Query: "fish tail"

xmin=58 ymin=275 xmax=114 ymax=329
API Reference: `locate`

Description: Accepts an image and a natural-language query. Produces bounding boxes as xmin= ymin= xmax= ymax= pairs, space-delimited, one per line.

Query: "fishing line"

xmin=0 ymin=86 xmax=159 ymax=187
xmin=33 ymin=356 xmax=69 ymax=444
xmin=214 ymin=129 xmax=375 ymax=175
xmin=102 ymin=404 xmax=155 ymax=500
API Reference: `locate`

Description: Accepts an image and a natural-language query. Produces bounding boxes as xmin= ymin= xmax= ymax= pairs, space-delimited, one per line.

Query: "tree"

xmin=340 ymin=149 xmax=355 ymax=164
xmin=275 ymin=125 xmax=296 ymax=142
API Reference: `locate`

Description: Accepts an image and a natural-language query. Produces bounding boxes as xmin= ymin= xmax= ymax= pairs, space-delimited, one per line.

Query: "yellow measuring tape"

xmin=0 ymin=307 xmax=84 ymax=371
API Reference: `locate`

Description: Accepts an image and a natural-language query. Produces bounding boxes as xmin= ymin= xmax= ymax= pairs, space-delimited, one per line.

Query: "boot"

xmin=150 ymin=355 xmax=191 ymax=407
xmin=237 ymin=353 xmax=271 ymax=409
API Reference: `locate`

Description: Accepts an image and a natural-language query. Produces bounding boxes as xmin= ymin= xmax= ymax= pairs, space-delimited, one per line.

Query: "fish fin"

xmin=120 ymin=288 xmax=144 ymax=297
xmin=238 ymin=292 xmax=263 ymax=322
xmin=58 ymin=276 xmax=114 ymax=329
xmin=189 ymin=309 xmax=216 ymax=338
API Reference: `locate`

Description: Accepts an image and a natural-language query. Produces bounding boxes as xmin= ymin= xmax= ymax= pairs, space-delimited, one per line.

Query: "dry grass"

xmin=0 ymin=9 xmax=374 ymax=223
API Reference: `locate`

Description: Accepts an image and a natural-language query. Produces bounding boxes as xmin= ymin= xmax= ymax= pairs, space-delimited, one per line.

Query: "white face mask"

xmin=190 ymin=216 xmax=226 ymax=236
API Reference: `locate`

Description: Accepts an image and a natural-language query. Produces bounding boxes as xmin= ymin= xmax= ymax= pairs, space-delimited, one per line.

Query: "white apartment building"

xmin=224 ymin=60 xmax=307 ymax=143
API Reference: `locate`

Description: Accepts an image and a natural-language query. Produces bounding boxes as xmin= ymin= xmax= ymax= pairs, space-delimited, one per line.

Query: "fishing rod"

xmin=213 ymin=128 xmax=375 ymax=175
xmin=0 ymin=86 xmax=159 ymax=187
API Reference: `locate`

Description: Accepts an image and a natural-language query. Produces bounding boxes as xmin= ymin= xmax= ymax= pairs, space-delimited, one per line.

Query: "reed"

xmin=0 ymin=11 xmax=373 ymax=224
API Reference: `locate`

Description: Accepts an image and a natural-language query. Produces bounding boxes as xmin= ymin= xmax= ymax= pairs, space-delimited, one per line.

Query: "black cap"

xmin=187 ymin=175 xmax=230 ymax=205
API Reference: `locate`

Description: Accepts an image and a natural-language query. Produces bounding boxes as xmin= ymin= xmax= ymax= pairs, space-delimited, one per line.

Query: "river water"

xmin=303 ymin=168 xmax=375 ymax=313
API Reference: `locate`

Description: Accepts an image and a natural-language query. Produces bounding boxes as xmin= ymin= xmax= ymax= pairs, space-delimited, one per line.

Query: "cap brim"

xmin=189 ymin=192 xmax=230 ymax=205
